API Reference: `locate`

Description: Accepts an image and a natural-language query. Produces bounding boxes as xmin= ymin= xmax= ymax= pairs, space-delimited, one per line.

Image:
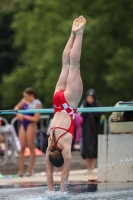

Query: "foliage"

xmin=1 ymin=0 xmax=133 ymax=111
xmin=0 ymin=0 xmax=19 ymax=80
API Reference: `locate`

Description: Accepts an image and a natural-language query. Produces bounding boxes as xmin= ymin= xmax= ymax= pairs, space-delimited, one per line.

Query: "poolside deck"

xmin=0 ymin=169 xmax=98 ymax=186
xmin=0 ymin=151 xmax=98 ymax=186
xmin=0 ymin=151 xmax=87 ymax=175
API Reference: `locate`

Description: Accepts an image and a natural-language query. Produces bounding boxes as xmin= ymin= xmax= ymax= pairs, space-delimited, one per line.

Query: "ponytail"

xmin=49 ymin=127 xmax=64 ymax=167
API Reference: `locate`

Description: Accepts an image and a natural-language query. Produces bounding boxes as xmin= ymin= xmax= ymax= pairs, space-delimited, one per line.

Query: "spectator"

xmin=81 ymin=89 xmax=102 ymax=172
xmin=14 ymin=87 xmax=42 ymax=177
xmin=0 ymin=134 xmax=4 ymax=156
xmin=73 ymin=113 xmax=83 ymax=150
xmin=0 ymin=134 xmax=4 ymax=143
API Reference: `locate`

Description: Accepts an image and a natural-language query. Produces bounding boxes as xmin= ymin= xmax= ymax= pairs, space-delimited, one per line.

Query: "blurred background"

xmin=0 ymin=0 xmax=133 ymax=114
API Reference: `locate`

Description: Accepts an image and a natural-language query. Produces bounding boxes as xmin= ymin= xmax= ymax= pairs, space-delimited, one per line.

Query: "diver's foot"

xmin=72 ymin=15 xmax=86 ymax=34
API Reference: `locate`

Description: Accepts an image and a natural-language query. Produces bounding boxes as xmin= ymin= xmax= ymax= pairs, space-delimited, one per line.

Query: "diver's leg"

xmin=54 ymin=32 xmax=75 ymax=92
xmin=65 ymin=16 xmax=86 ymax=107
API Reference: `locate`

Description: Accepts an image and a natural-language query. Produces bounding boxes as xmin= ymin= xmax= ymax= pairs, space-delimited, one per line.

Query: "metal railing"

xmin=103 ymin=116 xmax=108 ymax=134
xmin=11 ymin=114 xmax=50 ymax=154
xmin=10 ymin=115 xmax=50 ymax=134
xmin=0 ymin=117 xmax=10 ymax=166
xmin=108 ymin=114 xmax=112 ymax=134
xmin=0 ymin=115 xmax=50 ymax=166
xmin=0 ymin=113 xmax=108 ymax=167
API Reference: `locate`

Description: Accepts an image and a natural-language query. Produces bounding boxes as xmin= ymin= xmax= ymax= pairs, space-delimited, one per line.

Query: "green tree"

xmin=0 ymin=0 xmax=20 ymax=80
xmin=1 ymin=0 xmax=133 ymax=111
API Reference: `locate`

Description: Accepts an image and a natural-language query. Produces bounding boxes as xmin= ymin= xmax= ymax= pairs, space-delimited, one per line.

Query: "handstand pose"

xmin=46 ymin=16 xmax=86 ymax=192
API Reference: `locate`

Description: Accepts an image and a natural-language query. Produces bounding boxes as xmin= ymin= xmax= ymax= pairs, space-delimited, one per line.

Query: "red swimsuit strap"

xmin=50 ymin=127 xmax=68 ymax=132
xmin=49 ymin=126 xmax=68 ymax=145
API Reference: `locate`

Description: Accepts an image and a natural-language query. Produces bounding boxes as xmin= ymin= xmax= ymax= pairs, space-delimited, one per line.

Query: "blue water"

xmin=0 ymin=183 xmax=133 ymax=200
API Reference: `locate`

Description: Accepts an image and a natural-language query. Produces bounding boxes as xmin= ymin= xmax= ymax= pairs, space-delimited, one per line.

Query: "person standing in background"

xmin=14 ymin=87 xmax=42 ymax=177
xmin=81 ymin=89 xmax=102 ymax=173
xmin=73 ymin=113 xmax=83 ymax=150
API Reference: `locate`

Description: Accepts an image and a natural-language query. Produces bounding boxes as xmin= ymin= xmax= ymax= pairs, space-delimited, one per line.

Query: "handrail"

xmin=108 ymin=114 xmax=112 ymax=134
xmin=2 ymin=106 xmax=133 ymax=114
xmin=11 ymin=115 xmax=50 ymax=133
xmin=0 ymin=117 xmax=9 ymax=125
xmin=0 ymin=115 xmax=50 ymax=166
xmin=0 ymin=117 xmax=9 ymax=166
xmin=103 ymin=117 xmax=108 ymax=134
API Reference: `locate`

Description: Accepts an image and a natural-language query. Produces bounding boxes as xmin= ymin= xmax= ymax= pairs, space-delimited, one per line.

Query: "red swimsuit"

xmin=50 ymin=90 xmax=77 ymax=147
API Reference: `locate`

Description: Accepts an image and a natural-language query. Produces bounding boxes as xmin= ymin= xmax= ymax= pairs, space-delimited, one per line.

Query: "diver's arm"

xmin=46 ymin=146 xmax=54 ymax=191
xmin=60 ymin=144 xmax=72 ymax=192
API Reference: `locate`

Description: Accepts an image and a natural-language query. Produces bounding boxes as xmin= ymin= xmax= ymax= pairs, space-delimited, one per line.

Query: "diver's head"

xmin=48 ymin=129 xmax=64 ymax=168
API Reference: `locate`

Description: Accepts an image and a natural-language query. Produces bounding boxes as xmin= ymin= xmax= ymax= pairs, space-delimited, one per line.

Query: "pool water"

xmin=0 ymin=183 xmax=133 ymax=200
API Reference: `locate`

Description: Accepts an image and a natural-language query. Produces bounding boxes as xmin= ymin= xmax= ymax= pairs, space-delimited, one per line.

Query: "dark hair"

xmin=23 ymin=87 xmax=37 ymax=98
xmin=86 ymin=89 xmax=96 ymax=100
xmin=48 ymin=129 xmax=64 ymax=168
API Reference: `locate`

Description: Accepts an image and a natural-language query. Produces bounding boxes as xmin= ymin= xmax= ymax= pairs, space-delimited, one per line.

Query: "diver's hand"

xmin=46 ymin=190 xmax=69 ymax=199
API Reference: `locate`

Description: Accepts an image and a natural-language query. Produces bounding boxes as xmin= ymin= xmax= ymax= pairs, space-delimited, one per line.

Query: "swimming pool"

xmin=0 ymin=183 xmax=133 ymax=200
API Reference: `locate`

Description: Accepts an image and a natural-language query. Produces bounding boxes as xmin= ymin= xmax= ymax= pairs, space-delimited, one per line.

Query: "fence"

xmin=0 ymin=117 xmax=10 ymax=166
xmin=0 ymin=115 xmax=51 ymax=166
xmin=0 ymin=114 xmax=108 ymax=167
